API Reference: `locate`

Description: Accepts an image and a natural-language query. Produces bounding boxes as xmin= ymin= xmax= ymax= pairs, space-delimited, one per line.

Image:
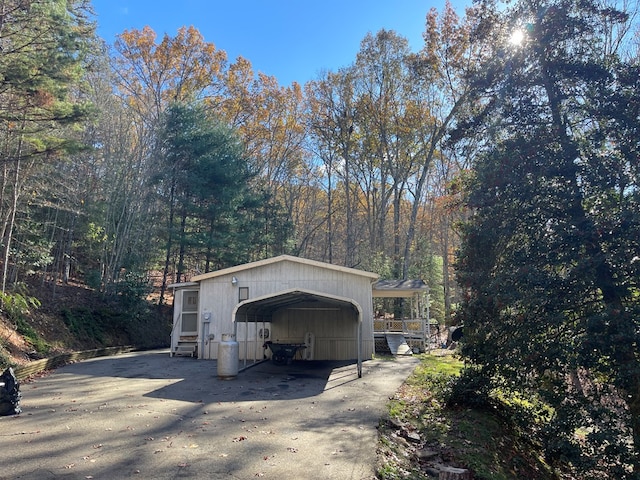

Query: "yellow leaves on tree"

xmin=113 ymin=26 xmax=227 ymax=121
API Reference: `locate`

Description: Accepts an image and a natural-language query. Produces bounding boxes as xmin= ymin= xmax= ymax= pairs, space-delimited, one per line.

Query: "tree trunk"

xmin=343 ymin=143 xmax=355 ymax=267
xmin=2 ymin=152 xmax=20 ymax=294
xmin=176 ymin=206 xmax=187 ymax=283
xmin=326 ymin=169 xmax=333 ymax=264
xmin=441 ymin=216 xmax=452 ymax=324
xmin=392 ymin=186 xmax=402 ymax=278
xmin=159 ymin=181 xmax=176 ymax=306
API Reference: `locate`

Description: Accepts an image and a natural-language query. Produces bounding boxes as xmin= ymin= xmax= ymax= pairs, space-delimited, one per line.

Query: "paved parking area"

xmin=1 ymin=350 xmax=418 ymax=479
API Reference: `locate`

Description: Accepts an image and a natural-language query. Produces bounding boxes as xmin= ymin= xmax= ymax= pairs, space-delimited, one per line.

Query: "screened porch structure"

xmin=372 ymin=279 xmax=434 ymax=354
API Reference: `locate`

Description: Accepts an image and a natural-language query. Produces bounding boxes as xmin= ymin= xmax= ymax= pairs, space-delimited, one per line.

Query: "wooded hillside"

xmin=0 ymin=1 xmax=465 ymax=324
xmin=0 ymin=2 xmax=639 ymax=478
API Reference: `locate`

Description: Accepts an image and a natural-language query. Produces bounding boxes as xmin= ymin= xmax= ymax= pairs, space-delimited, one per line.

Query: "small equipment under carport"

xmin=263 ymin=341 xmax=306 ymax=365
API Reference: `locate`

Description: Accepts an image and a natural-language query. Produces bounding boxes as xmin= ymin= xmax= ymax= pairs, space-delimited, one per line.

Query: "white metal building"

xmin=169 ymin=255 xmax=379 ymax=375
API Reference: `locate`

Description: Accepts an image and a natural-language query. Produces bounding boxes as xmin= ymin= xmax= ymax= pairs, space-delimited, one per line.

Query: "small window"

xmin=239 ymin=287 xmax=249 ymax=301
xmin=183 ymin=291 xmax=198 ymax=312
xmin=181 ymin=313 xmax=198 ymax=333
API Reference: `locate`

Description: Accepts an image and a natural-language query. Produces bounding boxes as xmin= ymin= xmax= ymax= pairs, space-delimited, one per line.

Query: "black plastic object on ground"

xmin=451 ymin=326 xmax=464 ymax=342
xmin=0 ymin=367 xmax=21 ymax=415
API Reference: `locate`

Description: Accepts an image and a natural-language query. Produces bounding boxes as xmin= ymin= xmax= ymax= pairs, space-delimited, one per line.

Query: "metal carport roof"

xmin=232 ymin=288 xmax=364 ymax=377
xmin=233 ymin=288 xmax=360 ymax=321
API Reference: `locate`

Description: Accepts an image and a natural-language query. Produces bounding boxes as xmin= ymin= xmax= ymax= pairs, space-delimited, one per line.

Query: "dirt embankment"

xmin=0 ymin=278 xmax=171 ymax=368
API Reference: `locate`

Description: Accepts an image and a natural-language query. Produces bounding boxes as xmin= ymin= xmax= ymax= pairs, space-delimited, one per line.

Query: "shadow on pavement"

xmin=54 ymin=350 xmax=362 ymax=403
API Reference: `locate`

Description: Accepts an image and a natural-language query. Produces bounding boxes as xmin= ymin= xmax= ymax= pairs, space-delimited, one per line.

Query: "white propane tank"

xmin=217 ymin=334 xmax=239 ymax=379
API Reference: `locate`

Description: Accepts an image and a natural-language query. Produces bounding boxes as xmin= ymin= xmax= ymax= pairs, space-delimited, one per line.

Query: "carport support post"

xmin=233 ymin=320 xmax=238 ymax=365
xmin=244 ymin=314 xmax=248 ymax=368
xmin=357 ymin=314 xmax=362 ymax=378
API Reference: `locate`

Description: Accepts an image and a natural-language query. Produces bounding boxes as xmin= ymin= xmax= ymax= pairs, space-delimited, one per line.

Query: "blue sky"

xmin=91 ymin=0 xmax=470 ymax=86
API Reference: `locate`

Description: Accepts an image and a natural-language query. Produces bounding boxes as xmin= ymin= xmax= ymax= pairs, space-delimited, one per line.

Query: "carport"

xmin=232 ymin=288 xmax=364 ymax=377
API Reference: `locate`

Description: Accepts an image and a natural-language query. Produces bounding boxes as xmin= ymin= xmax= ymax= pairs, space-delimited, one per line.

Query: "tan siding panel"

xmin=270 ymin=307 xmax=360 ymax=360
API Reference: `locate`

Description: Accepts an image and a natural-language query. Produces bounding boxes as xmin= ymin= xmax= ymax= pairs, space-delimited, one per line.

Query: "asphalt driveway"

xmin=1 ymin=350 xmax=418 ymax=479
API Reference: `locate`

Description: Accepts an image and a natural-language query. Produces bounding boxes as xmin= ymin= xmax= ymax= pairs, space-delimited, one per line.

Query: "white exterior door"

xmin=181 ymin=290 xmax=199 ymax=335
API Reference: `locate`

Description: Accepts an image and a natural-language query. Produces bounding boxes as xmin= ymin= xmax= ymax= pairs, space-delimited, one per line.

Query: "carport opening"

xmin=232 ymin=289 xmax=364 ymax=377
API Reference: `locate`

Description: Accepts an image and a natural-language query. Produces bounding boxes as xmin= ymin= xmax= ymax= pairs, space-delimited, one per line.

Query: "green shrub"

xmin=0 ymin=290 xmax=41 ymax=323
xmin=84 ymin=269 xmax=102 ymax=290
xmin=61 ymin=307 xmax=105 ymax=344
xmin=446 ymin=365 xmax=493 ymax=410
